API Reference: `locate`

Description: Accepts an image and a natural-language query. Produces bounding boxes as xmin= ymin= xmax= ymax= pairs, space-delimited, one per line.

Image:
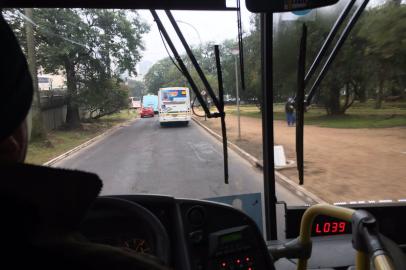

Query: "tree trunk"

xmin=326 ymin=83 xmax=342 ymax=115
xmin=64 ymin=59 xmax=81 ymax=128
xmin=354 ymin=81 xmax=367 ymax=103
xmin=375 ymin=78 xmax=384 ymax=109
xmin=358 ymin=86 xmax=367 ymax=103
xmin=25 ymin=8 xmax=47 ymax=140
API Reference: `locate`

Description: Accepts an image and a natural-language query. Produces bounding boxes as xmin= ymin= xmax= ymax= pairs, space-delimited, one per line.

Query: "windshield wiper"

xmin=165 ymin=10 xmax=223 ymax=115
xmin=305 ymin=0 xmax=370 ymax=105
xmin=215 ymin=45 xmax=229 ymax=184
xmin=296 ymin=24 xmax=307 ymax=186
xmin=150 ymin=10 xmax=211 ymax=117
xmin=151 ymin=10 xmax=229 ymax=184
xmin=304 ymin=0 xmax=356 ymax=88
xmin=293 ymin=0 xmax=369 ymax=185
xmin=236 ymin=0 xmax=245 ymax=91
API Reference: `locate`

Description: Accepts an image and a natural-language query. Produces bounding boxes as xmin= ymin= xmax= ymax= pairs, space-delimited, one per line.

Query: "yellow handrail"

xmin=356 ymin=251 xmax=370 ymax=270
xmin=296 ymin=204 xmax=394 ymax=270
xmin=297 ymin=204 xmax=355 ymax=270
xmin=374 ymin=254 xmax=394 ymax=270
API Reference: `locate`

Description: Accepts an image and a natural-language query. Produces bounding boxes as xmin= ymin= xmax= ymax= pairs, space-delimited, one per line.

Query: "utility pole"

xmin=24 ymin=8 xmax=46 ymax=140
xmin=232 ymin=49 xmax=241 ymax=140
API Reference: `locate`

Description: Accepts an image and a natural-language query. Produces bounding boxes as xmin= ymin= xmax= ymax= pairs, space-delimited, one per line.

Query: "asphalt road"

xmin=54 ymin=117 xmax=304 ymax=205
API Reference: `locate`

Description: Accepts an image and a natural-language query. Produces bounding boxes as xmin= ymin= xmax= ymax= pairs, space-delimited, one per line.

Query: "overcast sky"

xmin=136 ymin=3 xmax=253 ymax=76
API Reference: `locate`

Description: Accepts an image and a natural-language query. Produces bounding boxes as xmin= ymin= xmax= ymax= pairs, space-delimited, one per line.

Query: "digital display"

xmin=219 ymin=232 xmax=242 ymax=244
xmin=162 ymin=89 xmax=187 ymax=103
xmin=313 ymin=221 xmax=351 ymax=236
xmin=286 ymin=204 xmax=406 ymax=242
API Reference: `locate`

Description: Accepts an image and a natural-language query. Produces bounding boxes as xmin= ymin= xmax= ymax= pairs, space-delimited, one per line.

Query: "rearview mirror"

xmin=246 ymin=0 xmax=339 ymax=13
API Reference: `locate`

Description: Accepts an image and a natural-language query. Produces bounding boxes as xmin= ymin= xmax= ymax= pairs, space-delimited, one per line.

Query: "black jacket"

xmin=0 ymin=163 xmax=168 ymax=270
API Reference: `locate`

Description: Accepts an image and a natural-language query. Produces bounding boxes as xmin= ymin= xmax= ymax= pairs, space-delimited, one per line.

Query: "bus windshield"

xmin=4 ymin=0 xmax=405 ymax=235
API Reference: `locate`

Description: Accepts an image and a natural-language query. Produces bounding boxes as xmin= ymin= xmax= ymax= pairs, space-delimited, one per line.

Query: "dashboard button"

xmin=187 ymin=206 xmax=205 ymax=226
xmin=189 ymin=230 xmax=204 ymax=244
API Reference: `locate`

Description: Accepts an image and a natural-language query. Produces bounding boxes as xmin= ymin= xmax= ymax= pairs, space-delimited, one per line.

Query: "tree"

xmin=144 ymin=58 xmax=183 ymax=93
xmin=79 ymin=78 xmax=129 ymax=119
xmin=127 ymin=80 xmax=146 ymax=98
xmin=32 ymin=8 xmax=149 ymax=127
xmin=24 ymin=8 xmax=47 ymax=139
xmin=358 ymin=3 xmax=406 ymax=108
xmin=312 ymin=17 xmax=369 ymax=115
xmin=144 ymin=2 xmax=406 ymax=115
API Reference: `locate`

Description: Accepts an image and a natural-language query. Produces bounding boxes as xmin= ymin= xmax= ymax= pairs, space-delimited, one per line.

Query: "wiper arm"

xmin=165 ymin=10 xmax=222 ymax=113
xmin=151 ymin=10 xmax=229 ymax=184
xmin=294 ymin=0 xmax=369 ymax=186
xmin=304 ymin=0 xmax=356 ymax=87
xmin=296 ymin=24 xmax=307 ymax=185
xmin=236 ymin=0 xmax=245 ymax=91
xmin=305 ymin=0 xmax=370 ymax=106
xmin=150 ymin=10 xmax=212 ymax=117
xmin=214 ymin=45 xmax=229 ymax=184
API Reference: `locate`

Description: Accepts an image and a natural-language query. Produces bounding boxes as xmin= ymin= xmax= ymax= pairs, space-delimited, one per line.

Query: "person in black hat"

xmin=0 ymin=13 xmax=168 ymax=270
xmin=0 ymin=14 xmax=33 ymax=163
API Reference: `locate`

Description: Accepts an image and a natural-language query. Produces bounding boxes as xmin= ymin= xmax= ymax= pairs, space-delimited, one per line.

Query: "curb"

xmin=192 ymin=118 xmax=262 ymax=168
xmin=192 ymin=117 xmax=326 ymax=204
xmin=43 ymin=117 xmax=138 ymax=167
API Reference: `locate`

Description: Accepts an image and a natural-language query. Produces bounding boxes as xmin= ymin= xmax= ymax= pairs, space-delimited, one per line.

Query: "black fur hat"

xmin=0 ymin=13 xmax=33 ymax=141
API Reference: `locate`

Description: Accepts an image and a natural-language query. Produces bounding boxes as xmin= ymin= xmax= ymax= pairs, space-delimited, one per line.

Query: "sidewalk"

xmin=193 ymin=114 xmax=406 ymax=203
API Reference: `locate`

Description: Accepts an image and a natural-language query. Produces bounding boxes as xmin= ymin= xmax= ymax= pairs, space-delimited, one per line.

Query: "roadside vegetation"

xmin=145 ymin=2 xmax=406 ymax=124
xmin=223 ymin=101 xmax=406 ymax=129
xmin=3 ymin=8 xmax=148 ymax=134
xmin=3 ymin=9 xmax=148 ymax=164
xmin=26 ymin=111 xmax=137 ymax=165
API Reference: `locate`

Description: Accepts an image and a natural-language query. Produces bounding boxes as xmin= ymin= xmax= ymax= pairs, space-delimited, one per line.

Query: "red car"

xmin=140 ymin=106 xmax=154 ymax=118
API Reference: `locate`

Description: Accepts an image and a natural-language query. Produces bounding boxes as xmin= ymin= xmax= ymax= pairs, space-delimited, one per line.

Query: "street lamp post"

xmin=175 ymin=20 xmax=203 ymax=45
xmin=175 ymin=20 xmax=206 ymax=119
xmin=231 ymin=48 xmax=241 ymax=140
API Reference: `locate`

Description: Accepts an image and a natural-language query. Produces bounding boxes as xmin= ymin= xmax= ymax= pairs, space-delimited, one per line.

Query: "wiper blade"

xmin=165 ymin=10 xmax=222 ymax=113
xmin=151 ymin=10 xmax=229 ymax=184
xmin=292 ymin=0 xmax=369 ymax=185
xmin=236 ymin=0 xmax=245 ymax=91
xmin=150 ymin=10 xmax=212 ymax=118
xmin=304 ymin=0 xmax=356 ymax=87
xmin=214 ymin=45 xmax=229 ymax=184
xmin=296 ymin=24 xmax=307 ymax=185
xmin=306 ymin=0 xmax=370 ymax=105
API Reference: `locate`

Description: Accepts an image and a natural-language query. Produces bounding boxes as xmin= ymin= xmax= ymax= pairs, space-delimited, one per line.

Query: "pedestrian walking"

xmin=285 ymin=98 xmax=296 ymax=126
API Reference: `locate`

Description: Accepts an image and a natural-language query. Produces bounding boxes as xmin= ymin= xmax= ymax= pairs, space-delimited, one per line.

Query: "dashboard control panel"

xmin=209 ymin=226 xmax=258 ymax=270
xmin=179 ymin=200 xmax=275 ymax=270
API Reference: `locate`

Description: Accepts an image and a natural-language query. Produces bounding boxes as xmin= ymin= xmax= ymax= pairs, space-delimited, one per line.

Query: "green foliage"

xmin=127 ymin=80 xmax=147 ymax=98
xmin=144 ymin=58 xmax=184 ymax=93
xmin=227 ymin=102 xmax=406 ymax=128
xmin=143 ymin=22 xmax=262 ymax=106
xmin=358 ymin=3 xmax=406 ymax=108
xmin=4 ymin=8 xmax=149 ymax=127
xmin=6 ymin=2 xmax=404 ymax=123
xmin=273 ymin=2 xmax=406 ymax=114
xmin=79 ymin=78 xmax=129 ymax=118
xmin=2 ymin=9 xmax=27 ymax=52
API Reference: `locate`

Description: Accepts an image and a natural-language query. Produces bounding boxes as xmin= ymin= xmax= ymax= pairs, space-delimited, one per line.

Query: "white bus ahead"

xmin=158 ymin=87 xmax=191 ymax=125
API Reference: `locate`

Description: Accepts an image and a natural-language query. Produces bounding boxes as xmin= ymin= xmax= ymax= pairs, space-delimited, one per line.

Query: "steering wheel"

xmin=84 ymin=197 xmax=171 ymax=265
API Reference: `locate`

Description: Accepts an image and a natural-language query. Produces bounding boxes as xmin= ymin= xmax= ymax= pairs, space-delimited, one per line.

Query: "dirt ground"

xmin=196 ymin=115 xmax=406 ymax=203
